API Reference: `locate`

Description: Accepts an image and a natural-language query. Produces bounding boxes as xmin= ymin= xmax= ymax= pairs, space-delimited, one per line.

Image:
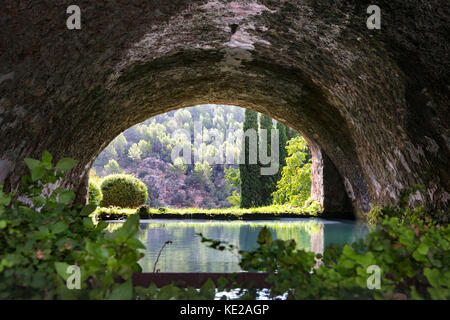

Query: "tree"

xmin=95 ymin=143 xmax=117 ymax=167
xmin=259 ymin=114 xmax=277 ymax=205
xmin=192 ymin=162 xmax=213 ymax=190
xmin=128 ymin=143 xmax=142 ymax=161
xmin=170 ymin=157 xmax=187 ymax=175
xmin=104 ymin=159 xmax=123 ymax=175
xmin=92 ymin=105 xmax=285 ymax=208
xmin=227 ymin=190 xmax=241 ymax=207
xmin=224 ymin=166 xmax=241 ymax=208
xmin=272 ymin=136 xmax=312 ymax=207
xmin=240 ymin=110 xmax=263 ymax=208
xmin=114 ymin=133 xmax=128 ymax=156
xmin=174 ymin=109 xmax=192 ymax=126
xmin=137 ymin=140 xmax=152 ymax=158
xmin=224 ymin=166 xmax=241 ymax=188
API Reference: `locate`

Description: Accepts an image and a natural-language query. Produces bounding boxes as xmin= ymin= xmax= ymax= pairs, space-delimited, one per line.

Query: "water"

xmin=108 ymin=218 xmax=368 ymax=273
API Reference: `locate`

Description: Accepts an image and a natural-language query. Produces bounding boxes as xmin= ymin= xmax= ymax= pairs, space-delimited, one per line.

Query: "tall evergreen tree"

xmin=240 ymin=110 xmax=263 ymax=208
xmin=259 ymin=114 xmax=277 ymax=205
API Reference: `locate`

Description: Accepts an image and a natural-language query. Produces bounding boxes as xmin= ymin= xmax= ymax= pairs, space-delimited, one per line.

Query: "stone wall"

xmin=309 ymin=141 xmax=353 ymax=217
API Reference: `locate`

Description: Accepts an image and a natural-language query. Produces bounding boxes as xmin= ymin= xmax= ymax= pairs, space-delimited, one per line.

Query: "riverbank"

xmin=94 ymin=204 xmax=355 ymax=221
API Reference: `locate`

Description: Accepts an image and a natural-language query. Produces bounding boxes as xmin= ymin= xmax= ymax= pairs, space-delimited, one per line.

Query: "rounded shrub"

xmin=100 ymin=174 xmax=148 ymax=208
xmin=88 ymin=181 xmax=102 ymax=206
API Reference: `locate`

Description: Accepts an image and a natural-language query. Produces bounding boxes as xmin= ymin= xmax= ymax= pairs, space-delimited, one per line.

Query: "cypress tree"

xmin=259 ymin=114 xmax=277 ymax=205
xmin=240 ymin=110 xmax=263 ymax=208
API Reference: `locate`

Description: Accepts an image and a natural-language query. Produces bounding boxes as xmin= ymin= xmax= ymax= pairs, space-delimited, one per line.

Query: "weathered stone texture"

xmin=309 ymin=141 xmax=353 ymax=216
xmin=0 ymin=0 xmax=449 ymax=216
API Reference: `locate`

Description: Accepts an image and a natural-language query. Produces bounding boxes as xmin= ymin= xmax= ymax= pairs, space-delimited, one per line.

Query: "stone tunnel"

xmin=0 ymin=0 xmax=448 ymax=217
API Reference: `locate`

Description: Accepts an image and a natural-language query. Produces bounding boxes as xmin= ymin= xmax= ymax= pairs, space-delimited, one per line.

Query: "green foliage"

xmin=92 ymin=105 xmax=298 ymax=209
xmin=240 ymin=110 xmax=263 ymax=208
xmin=114 ymin=133 xmax=129 ymax=155
xmin=0 ymin=153 xmax=215 ymax=300
xmin=226 ymin=190 xmax=241 ymax=207
xmin=192 ymin=162 xmax=213 ymax=188
xmin=104 ymin=159 xmax=123 ymax=175
xmin=272 ymin=136 xmax=312 ymax=206
xmin=95 ymin=203 xmax=319 ymax=220
xmin=239 ymin=114 xmax=293 ymax=208
xmin=137 ymin=140 xmax=152 ymax=158
xmin=367 ymin=184 xmax=447 ymax=226
xmin=95 ymin=144 xmax=119 ymax=167
xmin=6 ymin=152 xmax=447 ymax=300
xmin=128 ymin=143 xmax=142 ymax=161
xmin=236 ymin=216 xmax=450 ymax=300
xmin=89 ymin=169 xmax=102 ymax=185
xmin=174 ymin=109 xmax=193 ymax=126
xmin=0 ymin=152 xmax=145 ymax=299
xmin=170 ymin=157 xmax=187 ymax=175
xmin=100 ymin=174 xmax=148 ymax=208
xmin=21 ymin=151 xmax=77 ymax=185
xmin=88 ymin=181 xmax=103 ymax=206
xmin=224 ymin=166 xmax=241 ymax=188
xmin=256 ymin=226 xmax=273 ymax=246
xmin=134 ymin=279 xmax=217 ymax=300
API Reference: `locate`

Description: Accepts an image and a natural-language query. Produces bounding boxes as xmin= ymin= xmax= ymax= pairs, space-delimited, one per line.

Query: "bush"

xmin=227 ymin=190 xmax=241 ymax=207
xmin=0 ymin=152 xmax=231 ymax=300
xmin=0 ymin=151 xmax=144 ymax=299
xmin=88 ymin=181 xmax=102 ymax=205
xmin=100 ymin=174 xmax=148 ymax=208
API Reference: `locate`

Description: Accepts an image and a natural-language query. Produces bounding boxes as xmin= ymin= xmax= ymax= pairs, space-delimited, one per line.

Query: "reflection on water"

xmin=108 ymin=218 xmax=368 ymax=273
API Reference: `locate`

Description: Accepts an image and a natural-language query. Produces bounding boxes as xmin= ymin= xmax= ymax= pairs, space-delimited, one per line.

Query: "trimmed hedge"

xmin=88 ymin=181 xmax=102 ymax=205
xmin=94 ymin=203 xmax=324 ymax=221
xmin=100 ymin=174 xmax=148 ymax=208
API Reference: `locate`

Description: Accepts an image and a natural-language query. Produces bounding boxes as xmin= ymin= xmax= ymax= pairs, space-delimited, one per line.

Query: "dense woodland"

xmin=92 ymin=105 xmax=307 ymax=209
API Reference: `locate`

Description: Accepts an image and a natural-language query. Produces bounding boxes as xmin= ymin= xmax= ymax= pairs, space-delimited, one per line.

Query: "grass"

xmin=94 ymin=202 xmax=322 ymax=220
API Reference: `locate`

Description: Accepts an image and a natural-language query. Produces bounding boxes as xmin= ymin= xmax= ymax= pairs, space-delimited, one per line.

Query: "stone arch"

xmin=0 ymin=0 xmax=448 ymax=217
